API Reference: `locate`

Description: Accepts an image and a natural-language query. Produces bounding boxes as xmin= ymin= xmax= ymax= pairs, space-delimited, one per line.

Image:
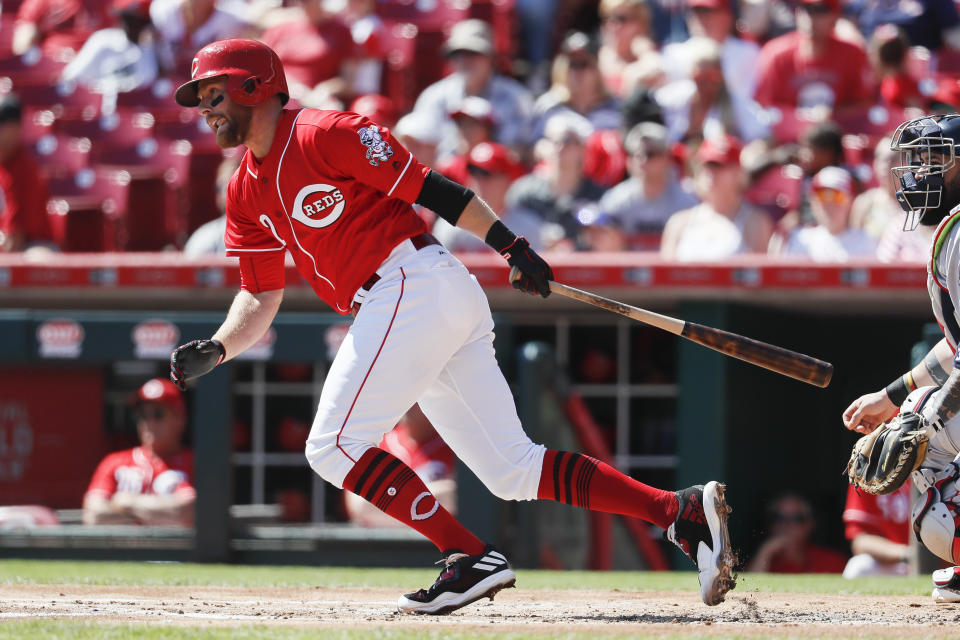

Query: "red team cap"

xmin=113 ymin=0 xmax=151 ymax=15
xmin=695 ymin=134 xmax=743 ymax=166
xmin=175 ymin=38 xmax=289 ymax=108
xmin=349 ymin=94 xmax=398 ymax=127
xmin=797 ymin=0 xmax=840 ymax=12
xmin=466 ymin=142 xmax=525 ymax=179
xmin=135 ymin=378 xmax=185 ymax=413
xmin=687 ymin=0 xmax=731 ymax=11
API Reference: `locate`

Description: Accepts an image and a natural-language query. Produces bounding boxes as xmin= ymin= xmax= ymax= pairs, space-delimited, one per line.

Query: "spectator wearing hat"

xmin=0 ymin=94 xmax=54 ymax=254
xmin=349 ymin=94 xmax=398 ymax=130
xmin=779 ymin=166 xmax=876 ymax=261
xmin=746 ymin=493 xmax=848 ymax=574
xmin=341 ymin=0 xmax=390 ymax=96
xmin=412 ymin=19 xmax=534 ymax=162
xmin=754 ymin=0 xmax=873 ymax=119
xmin=506 ymin=111 xmax=606 ymax=244
xmin=575 ymin=207 xmax=629 ymax=251
xmin=150 ymin=0 xmax=253 ymax=77
xmin=13 ymin=0 xmax=111 ymax=59
xmin=656 ymin=37 xmax=769 ymax=144
xmin=532 ymin=31 xmax=622 ymax=142
xmin=82 ymin=378 xmax=195 ymax=526
xmin=661 ymin=134 xmax=773 ymax=260
xmin=432 ymin=142 xmax=542 ymax=252
xmin=437 ymin=97 xmax=497 ymax=186
xmin=866 ymin=24 xmax=925 ymax=110
xmin=661 ymin=0 xmax=760 ymax=102
xmin=850 ymin=136 xmax=906 ymax=242
xmin=851 ymin=0 xmax=960 ymax=52
xmin=59 ymin=0 xmax=159 ymax=94
xmin=394 ymin=110 xmax=443 ymax=227
xmin=259 ymin=0 xmax=358 ymax=108
xmin=597 ymin=0 xmax=662 ymax=98
xmin=597 ymin=122 xmax=697 ymax=249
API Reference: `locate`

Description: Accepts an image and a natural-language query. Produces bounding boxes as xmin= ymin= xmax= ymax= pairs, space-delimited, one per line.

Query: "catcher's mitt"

xmin=846 ymin=411 xmax=930 ymax=495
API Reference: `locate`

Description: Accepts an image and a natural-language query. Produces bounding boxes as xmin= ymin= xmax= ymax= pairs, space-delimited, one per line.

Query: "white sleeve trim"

xmin=387 ymin=154 xmax=413 ymax=197
xmin=225 ymin=247 xmax=286 ymax=253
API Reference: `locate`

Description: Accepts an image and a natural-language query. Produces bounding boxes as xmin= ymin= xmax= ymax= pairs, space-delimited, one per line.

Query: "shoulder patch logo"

xmin=357 ymin=125 xmax=394 ymax=167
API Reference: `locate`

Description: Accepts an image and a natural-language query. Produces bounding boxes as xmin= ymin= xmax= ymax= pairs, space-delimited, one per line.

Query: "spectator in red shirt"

xmin=82 ymin=378 xmax=195 ymax=526
xmin=0 ymin=94 xmax=55 ymax=253
xmin=746 ymin=493 xmax=849 ymax=573
xmin=841 ymin=483 xmax=911 ymax=578
xmin=754 ymin=0 xmax=873 ymax=119
xmin=13 ymin=0 xmax=110 ymax=59
xmin=260 ymin=0 xmax=358 ymax=108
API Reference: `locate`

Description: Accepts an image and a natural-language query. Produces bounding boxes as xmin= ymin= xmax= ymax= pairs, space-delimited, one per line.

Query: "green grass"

xmin=0 ymin=559 xmax=931 ymax=595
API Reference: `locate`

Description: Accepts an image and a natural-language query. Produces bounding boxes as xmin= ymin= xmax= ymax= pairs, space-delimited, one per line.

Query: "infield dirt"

xmin=2 ymin=583 xmax=959 ymax=638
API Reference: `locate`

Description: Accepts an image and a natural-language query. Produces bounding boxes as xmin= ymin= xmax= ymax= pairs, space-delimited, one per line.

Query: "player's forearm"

xmin=850 ymin=533 xmax=909 ymax=564
xmin=884 ymin=338 xmax=953 ymax=405
xmin=212 ymin=289 xmax=283 ymax=362
xmin=454 ymin=195 xmax=499 ymax=240
xmin=82 ymin=496 xmax=137 ymax=525
xmin=921 ymin=366 xmax=960 ymax=428
xmin=126 ymin=493 xmax=195 ymax=526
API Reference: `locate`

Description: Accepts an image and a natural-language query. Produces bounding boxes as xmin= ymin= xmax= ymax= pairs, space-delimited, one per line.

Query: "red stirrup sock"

xmin=537 ymin=450 xmax=679 ymax=529
xmin=343 ymin=448 xmax=485 ymax=555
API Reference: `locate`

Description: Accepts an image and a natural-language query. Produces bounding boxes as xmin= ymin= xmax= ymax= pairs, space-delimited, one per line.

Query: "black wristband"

xmin=415 ymin=170 xmax=475 ymax=226
xmin=884 ymin=374 xmax=912 ymax=406
xmin=485 ymin=220 xmax=518 ymax=254
xmin=211 ymin=339 xmax=226 ymax=364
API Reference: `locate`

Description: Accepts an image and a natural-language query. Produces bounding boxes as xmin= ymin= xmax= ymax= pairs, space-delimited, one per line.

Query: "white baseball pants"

xmin=305 ymin=238 xmax=546 ymax=501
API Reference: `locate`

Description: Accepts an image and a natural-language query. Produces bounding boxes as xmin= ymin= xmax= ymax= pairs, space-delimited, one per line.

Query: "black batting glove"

xmin=502 ymin=237 xmax=553 ymax=298
xmin=170 ymin=339 xmax=225 ymax=390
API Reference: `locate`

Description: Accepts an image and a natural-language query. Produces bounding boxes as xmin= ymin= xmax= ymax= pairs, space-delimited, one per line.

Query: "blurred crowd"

xmin=2 ymin=0 xmax=960 ymax=258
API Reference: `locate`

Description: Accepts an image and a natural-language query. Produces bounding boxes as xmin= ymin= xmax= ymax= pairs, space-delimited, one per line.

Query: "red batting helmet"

xmin=174 ymin=38 xmax=289 ymax=108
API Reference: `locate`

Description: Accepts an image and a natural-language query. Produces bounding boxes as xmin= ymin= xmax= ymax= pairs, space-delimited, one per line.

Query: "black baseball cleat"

xmin=666 ymin=481 xmax=737 ymax=606
xmin=397 ymin=545 xmax=516 ymax=614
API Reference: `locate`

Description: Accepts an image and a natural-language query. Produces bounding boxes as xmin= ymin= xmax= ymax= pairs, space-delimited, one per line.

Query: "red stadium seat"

xmin=46 ymin=196 xmax=106 ymax=252
xmin=33 ymin=133 xmax=92 ymax=171
xmin=21 ymin=106 xmax=57 ymax=144
xmin=56 ymin=108 xmax=157 ymax=146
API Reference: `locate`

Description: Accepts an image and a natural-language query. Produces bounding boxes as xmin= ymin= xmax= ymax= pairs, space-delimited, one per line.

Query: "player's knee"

xmin=476 ymin=442 xmax=545 ymax=501
xmin=912 ymin=488 xmax=960 ymax=564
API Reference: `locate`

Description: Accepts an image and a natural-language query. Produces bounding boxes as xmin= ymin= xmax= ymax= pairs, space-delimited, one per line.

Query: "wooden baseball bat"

xmin=536 ymin=276 xmax=833 ymax=388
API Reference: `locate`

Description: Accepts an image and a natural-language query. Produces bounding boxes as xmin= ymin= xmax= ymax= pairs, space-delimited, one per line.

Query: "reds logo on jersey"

xmin=292 ymin=183 xmax=346 ymax=229
xmin=357 ymin=126 xmax=394 ymax=166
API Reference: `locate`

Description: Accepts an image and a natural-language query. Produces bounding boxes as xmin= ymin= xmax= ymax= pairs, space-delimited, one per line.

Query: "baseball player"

xmin=168 ymin=39 xmax=736 ymax=614
xmin=842 ymin=114 xmax=960 ymax=602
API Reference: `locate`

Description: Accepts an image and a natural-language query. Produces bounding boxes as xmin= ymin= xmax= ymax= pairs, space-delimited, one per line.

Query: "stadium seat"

xmin=46 ymin=196 xmax=106 ymax=252
xmin=33 ymin=133 xmax=92 ymax=172
xmin=56 ymin=108 xmax=157 ymax=146
xmin=21 ymin=106 xmax=57 ymax=144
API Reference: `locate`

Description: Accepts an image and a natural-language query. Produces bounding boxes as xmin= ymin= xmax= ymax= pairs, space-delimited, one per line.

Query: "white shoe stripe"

xmin=487 ymin=550 xmax=507 ymax=562
xmin=480 ymin=555 xmax=504 ymax=565
xmin=472 ymin=562 xmax=499 ymax=571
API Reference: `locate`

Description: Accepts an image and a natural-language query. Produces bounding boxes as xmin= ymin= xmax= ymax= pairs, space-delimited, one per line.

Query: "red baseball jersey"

xmin=224 ymin=109 xmax=430 ymax=314
xmin=84 ymin=446 xmax=195 ymax=501
xmin=842 ymin=483 xmax=911 ymax=545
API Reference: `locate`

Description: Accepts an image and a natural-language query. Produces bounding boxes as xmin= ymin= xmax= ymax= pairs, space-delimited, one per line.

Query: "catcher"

xmin=843 ymin=114 xmax=960 ymax=603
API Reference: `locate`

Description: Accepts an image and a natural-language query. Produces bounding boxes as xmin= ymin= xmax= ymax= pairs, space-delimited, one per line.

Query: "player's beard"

xmin=214 ymin=106 xmax=252 ymax=149
xmin=919 ymin=177 xmax=960 ymax=227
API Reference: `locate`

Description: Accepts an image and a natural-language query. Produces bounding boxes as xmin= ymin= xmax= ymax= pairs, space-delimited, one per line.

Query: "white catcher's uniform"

xmin=305 ymin=238 xmax=547 ymax=500
xmin=906 ymin=206 xmax=960 ymax=565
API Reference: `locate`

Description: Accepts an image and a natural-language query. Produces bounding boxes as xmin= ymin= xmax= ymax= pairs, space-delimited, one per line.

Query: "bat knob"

xmin=509 ymin=266 xmax=521 ymax=284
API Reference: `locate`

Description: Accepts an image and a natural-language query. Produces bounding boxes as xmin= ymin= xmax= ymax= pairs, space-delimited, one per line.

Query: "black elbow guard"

xmin=416 ymin=170 xmax=474 ymax=226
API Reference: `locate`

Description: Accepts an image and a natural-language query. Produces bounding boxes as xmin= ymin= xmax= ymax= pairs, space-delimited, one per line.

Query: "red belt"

xmin=350 ymin=233 xmax=441 ymax=316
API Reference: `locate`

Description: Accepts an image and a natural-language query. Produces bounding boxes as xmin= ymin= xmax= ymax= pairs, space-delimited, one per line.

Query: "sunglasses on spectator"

xmin=632 ymin=148 xmax=665 ymax=161
xmin=568 ymin=58 xmax=595 ymax=70
xmin=813 ymin=188 xmax=850 ymax=205
xmin=773 ymin=512 xmax=812 ymax=524
xmin=137 ymin=406 xmax=171 ymax=421
xmin=799 ymin=4 xmax=832 ymax=15
xmin=602 ymin=13 xmax=635 ymax=24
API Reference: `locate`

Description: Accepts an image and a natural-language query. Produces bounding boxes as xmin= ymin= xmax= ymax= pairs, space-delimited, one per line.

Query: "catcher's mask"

xmin=890 ymin=114 xmax=960 ymax=230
